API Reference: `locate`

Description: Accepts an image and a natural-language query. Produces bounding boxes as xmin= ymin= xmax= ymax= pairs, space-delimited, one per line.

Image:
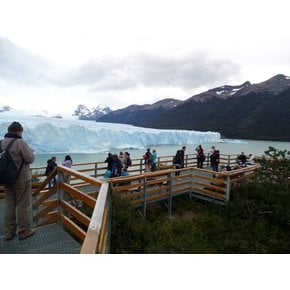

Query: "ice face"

xmin=0 ymin=112 xmax=221 ymax=153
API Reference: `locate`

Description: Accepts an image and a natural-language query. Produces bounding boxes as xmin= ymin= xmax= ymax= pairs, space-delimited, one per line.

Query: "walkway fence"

xmin=1 ymin=152 xmax=259 ymax=253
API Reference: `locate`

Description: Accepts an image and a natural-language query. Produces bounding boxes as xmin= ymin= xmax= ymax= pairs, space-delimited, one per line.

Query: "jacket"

xmin=1 ymin=137 xmax=35 ymax=182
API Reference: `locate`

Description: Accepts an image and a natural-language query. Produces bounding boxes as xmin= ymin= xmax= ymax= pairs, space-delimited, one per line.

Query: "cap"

xmin=8 ymin=121 xmax=23 ymax=133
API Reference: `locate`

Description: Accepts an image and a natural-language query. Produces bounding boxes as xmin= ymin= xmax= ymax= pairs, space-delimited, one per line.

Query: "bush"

xmin=110 ymin=147 xmax=290 ymax=253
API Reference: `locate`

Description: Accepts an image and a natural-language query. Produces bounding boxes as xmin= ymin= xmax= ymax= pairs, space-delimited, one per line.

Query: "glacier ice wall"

xmin=0 ymin=113 xmax=221 ymax=153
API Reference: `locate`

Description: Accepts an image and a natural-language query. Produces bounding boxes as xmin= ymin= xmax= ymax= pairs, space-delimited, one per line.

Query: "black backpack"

xmin=0 ymin=139 xmax=24 ymax=184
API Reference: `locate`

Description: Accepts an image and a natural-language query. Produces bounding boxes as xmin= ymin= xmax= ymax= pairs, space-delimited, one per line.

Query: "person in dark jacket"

xmin=45 ymin=156 xmax=57 ymax=188
xmin=110 ymin=154 xmax=123 ymax=177
xmin=174 ymin=146 xmax=186 ymax=176
xmin=2 ymin=121 xmax=35 ymax=241
xmin=195 ymin=145 xmax=205 ymax=168
xmin=104 ymin=153 xmax=113 ymax=171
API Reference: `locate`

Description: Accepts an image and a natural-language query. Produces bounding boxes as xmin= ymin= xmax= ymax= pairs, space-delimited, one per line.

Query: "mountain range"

xmin=1 ymin=74 xmax=290 ymax=141
xmin=96 ymin=74 xmax=290 ymax=141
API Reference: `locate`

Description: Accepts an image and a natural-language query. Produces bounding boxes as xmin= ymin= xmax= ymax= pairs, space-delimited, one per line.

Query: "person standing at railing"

xmin=123 ymin=151 xmax=132 ymax=169
xmin=174 ymin=146 xmax=186 ymax=176
xmin=195 ymin=145 xmax=205 ymax=168
xmin=210 ymin=145 xmax=220 ymax=173
xmin=45 ymin=156 xmax=57 ymax=188
xmin=110 ymin=154 xmax=123 ymax=177
xmin=61 ymin=155 xmax=73 ymax=184
xmin=143 ymin=148 xmax=153 ymax=172
xmin=104 ymin=153 xmax=113 ymax=171
xmin=151 ymin=149 xmax=158 ymax=171
xmin=1 ymin=121 xmax=35 ymax=241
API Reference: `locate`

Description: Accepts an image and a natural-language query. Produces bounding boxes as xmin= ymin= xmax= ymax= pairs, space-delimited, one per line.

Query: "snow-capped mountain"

xmin=73 ymin=104 xmax=112 ymax=120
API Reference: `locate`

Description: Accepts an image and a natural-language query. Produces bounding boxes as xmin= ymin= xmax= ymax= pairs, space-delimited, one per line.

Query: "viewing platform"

xmin=0 ymin=152 xmax=259 ymax=254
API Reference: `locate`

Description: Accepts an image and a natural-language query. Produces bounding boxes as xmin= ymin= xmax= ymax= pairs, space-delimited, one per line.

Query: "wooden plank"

xmin=58 ymin=165 xmax=103 ymax=187
xmin=60 ymin=200 xmax=91 ymax=227
xmin=193 ymin=186 xmax=225 ymax=199
xmin=33 ymin=187 xmax=57 ymax=209
xmin=59 ymin=182 xmax=96 ymax=208
xmin=98 ymin=206 xmax=109 ymax=253
xmin=81 ymin=183 xmax=109 ymax=254
xmin=33 ymin=200 xmax=58 ymax=222
xmin=36 ymin=211 xmax=58 ymax=227
xmin=172 ymin=181 xmax=191 ymax=188
xmin=60 ymin=213 xmax=86 ymax=242
xmin=172 ymin=186 xmax=192 ymax=196
xmin=120 ymin=191 xmax=144 ymax=200
xmin=112 ymin=182 xmax=143 ymax=192
xmin=194 ymin=174 xmax=226 ymax=185
xmin=146 ymin=186 xmax=170 ymax=195
xmin=194 ymin=181 xmax=226 ymax=193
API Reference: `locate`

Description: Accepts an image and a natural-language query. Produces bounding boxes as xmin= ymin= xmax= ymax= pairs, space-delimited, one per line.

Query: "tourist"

xmin=123 ymin=151 xmax=132 ymax=169
xmin=237 ymin=152 xmax=247 ymax=167
xmin=151 ymin=149 xmax=158 ymax=171
xmin=245 ymin=153 xmax=255 ymax=166
xmin=174 ymin=146 xmax=186 ymax=176
xmin=61 ymin=155 xmax=73 ymax=183
xmin=119 ymin=151 xmax=125 ymax=166
xmin=210 ymin=145 xmax=220 ymax=172
xmin=104 ymin=153 xmax=113 ymax=171
xmin=143 ymin=148 xmax=153 ymax=172
xmin=110 ymin=154 xmax=123 ymax=177
xmin=2 ymin=121 xmax=35 ymax=241
xmin=195 ymin=145 xmax=205 ymax=168
xmin=45 ymin=156 xmax=57 ymax=188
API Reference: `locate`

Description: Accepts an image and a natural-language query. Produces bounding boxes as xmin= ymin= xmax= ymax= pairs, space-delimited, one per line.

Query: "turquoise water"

xmin=33 ymin=139 xmax=290 ymax=168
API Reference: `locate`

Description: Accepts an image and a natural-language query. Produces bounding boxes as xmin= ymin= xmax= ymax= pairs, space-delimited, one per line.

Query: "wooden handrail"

xmin=29 ymin=155 xmax=261 ymax=254
xmin=80 ymin=182 xmax=109 ymax=254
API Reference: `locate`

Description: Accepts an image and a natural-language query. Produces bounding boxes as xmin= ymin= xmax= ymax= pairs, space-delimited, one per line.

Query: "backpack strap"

xmin=2 ymin=138 xmax=25 ymax=172
xmin=2 ymin=138 xmax=19 ymax=152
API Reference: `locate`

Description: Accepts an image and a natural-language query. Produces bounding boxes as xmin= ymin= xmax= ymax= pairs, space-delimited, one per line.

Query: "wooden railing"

xmin=32 ymin=165 xmax=110 ymax=254
xmin=110 ymin=164 xmax=260 ymax=214
xmin=1 ymin=153 xmax=259 ymax=254
xmin=28 ymin=153 xmax=242 ymax=188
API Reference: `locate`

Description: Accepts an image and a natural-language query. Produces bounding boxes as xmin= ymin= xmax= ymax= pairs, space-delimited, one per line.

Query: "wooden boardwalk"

xmin=0 ymin=224 xmax=81 ymax=254
xmin=0 ymin=200 xmax=81 ymax=254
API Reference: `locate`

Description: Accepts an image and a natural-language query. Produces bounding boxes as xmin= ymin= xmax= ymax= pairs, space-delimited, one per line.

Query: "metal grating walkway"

xmin=0 ymin=223 xmax=81 ymax=254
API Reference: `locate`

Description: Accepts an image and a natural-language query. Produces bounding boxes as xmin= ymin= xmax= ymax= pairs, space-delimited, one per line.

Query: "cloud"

xmin=0 ymin=37 xmax=242 ymax=112
xmin=0 ymin=37 xmax=56 ymax=85
xmin=57 ymin=52 xmax=241 ymax=92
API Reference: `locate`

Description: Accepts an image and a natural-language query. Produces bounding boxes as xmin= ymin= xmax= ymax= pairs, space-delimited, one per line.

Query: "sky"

xmin=0 ymin=0 xmax=290 ymax=115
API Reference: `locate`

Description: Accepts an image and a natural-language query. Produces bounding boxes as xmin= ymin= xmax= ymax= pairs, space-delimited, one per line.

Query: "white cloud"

xmin=0 ymin=0 xmax=290 ymax=114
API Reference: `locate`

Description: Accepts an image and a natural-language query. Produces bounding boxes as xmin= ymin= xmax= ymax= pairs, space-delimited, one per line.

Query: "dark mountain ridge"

xmin=98 ymin=74 xmax=290 ymax=141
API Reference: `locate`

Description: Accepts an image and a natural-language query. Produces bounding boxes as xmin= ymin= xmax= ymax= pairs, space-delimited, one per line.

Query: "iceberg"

xmin=0 ymin=112 xmax=221 ymax=153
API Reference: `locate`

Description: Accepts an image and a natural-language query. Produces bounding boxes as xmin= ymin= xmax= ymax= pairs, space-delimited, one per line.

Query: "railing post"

xmin=143 ymin=176 xmax=147 ymax=217
xmin=57 ymin=168 xmax=65 ymax=226
xmin=168 ymin=172 xmax=173 ymax=217
xmin=94 ymin=163 xmax=98 ymax=178
xmin=140 ymin=160 xmax=143 ymax=174
xmin=225 ymin=175 xmax=231 ymax=203
xmin=189 ymin=167 xmax=195 ymax=199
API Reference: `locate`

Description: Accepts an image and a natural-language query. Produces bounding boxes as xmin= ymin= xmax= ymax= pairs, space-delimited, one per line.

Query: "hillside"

xmin=98 ymin=74 xmax=290 ymax=141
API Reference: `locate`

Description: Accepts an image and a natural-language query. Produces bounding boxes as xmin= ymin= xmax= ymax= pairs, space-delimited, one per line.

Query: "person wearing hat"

xmin=1 ymin=121 xmax=35 ymax=241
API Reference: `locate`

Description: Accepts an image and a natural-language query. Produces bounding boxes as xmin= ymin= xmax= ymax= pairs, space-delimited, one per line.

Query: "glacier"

xmin=0 ymin=112 xmax=221 ymax=154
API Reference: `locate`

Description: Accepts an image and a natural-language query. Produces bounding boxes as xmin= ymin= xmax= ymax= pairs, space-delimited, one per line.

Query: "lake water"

xmin=33 ymin=139 xmax=290 ymax=168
